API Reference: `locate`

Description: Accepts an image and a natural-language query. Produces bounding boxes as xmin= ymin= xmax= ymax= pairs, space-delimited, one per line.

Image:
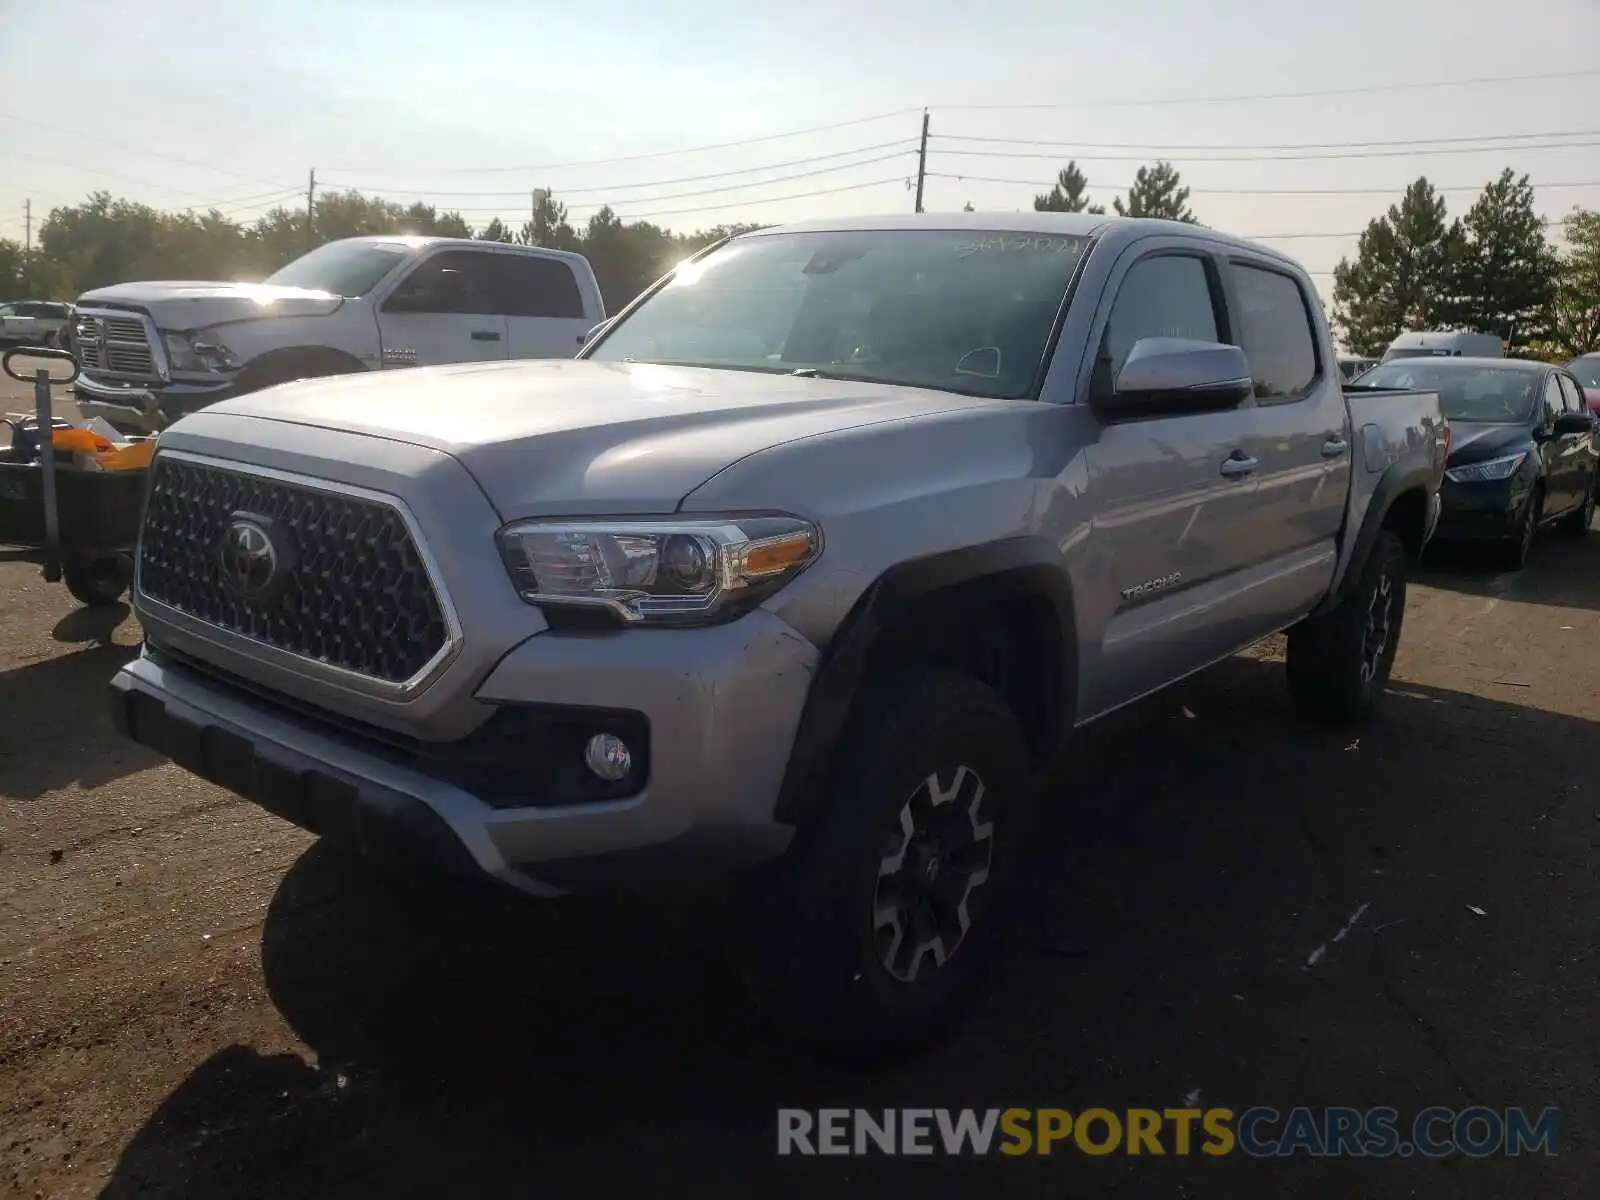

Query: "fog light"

xmin=583 ymin=732 xmax=632 ymax=782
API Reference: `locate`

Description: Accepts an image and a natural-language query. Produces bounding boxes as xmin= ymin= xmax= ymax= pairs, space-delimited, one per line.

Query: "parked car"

xmin=1354 ymin=357 xmax=1597 ymax=567
xmin=108 ymin=213 xmax=1448 ymax=1057
xmin=1567 ymin=353 xmax=1600 ymax=417
xmin=69 ymin=236 xmax=606 ymax=434
xmin=0 ymin=300 xmax=73 ymax=349
xmin=1338 ymin=355 xmax=1379 ymax=382
xmin=1382 ymin=330 xmax=1504 ymax=362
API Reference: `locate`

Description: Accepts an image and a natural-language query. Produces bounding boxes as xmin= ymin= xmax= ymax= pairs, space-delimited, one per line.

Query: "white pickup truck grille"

xmin=74 ymin=312 xmax=159 ymax=379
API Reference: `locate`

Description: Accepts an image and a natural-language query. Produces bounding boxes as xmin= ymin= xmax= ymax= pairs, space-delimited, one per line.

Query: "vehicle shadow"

xmin=98 ymin=654 xmax=1591 ymax=1199
xmin=0 ymin=639 xmax=161 ymax=801
xmin=1418 ymin=524 xmax=1600 ymax=612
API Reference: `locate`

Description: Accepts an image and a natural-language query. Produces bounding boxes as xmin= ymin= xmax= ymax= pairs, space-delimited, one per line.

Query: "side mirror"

xmin=1554 ymin=412 xmax=1595 ymax=436
xmin=1097 ymin=337 xmax=1253 ymax=417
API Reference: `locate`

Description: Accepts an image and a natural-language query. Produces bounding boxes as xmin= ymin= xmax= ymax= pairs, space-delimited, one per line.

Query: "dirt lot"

xmin=1 ymin=380 xmax=1596 ymax=1196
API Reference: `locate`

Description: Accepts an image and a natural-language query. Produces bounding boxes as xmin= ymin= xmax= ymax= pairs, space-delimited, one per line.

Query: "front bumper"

xmin=1431 ymin=476 xmax=1529 ymax=542
xmin=72 ymin=373 xmax=235 ymax=433
xmin=109 ymin=610 xmax=817 ymax=895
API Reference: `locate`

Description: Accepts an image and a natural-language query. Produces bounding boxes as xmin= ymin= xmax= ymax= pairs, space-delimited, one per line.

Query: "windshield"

xmin=1357 ymin=362 xmax=1539 ymax=423
xmin=586 ymin=229 xmax=1089 ymax=399
xmin=263 ymin=240 xmax=413 ymax=296
xmin=1569 ymin=359 xmax=1600 ymax=389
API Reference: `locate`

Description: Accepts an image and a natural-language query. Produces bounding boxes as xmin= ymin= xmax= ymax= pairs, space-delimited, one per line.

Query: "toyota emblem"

xmin=217 ymin=513 xmax=291 ymax=602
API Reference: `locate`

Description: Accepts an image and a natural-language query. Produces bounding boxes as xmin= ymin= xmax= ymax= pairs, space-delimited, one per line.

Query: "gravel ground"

xmin=1 ymin=372 xmax=1596 ymax=1196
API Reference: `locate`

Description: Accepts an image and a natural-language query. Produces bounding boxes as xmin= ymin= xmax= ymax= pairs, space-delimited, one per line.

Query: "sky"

xmin=3 ymin=0 xmax=1599 ymax=304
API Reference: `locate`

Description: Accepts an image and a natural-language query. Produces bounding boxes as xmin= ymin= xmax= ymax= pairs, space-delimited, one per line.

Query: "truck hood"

xmin=195 ymin=359 xmax=1006 ymax=516
xmin=74 ymin=281 xmax=343 ymax=329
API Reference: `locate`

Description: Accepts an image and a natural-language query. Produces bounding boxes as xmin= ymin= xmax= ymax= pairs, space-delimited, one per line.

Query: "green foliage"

xmin=1033 ymin=161 xmax=1105 ymax=215
xmin=1331 ymin=178 xmax=1465 ymax=356
xmin=17 ymin=186 xmax=772 ymax=312
xmin=1438 ymin=170 xmax=1558 ymax=353
xmin=1111 ymin=162 xmax=1194 ymax=223
xmin=1549 ymin=207 xmax=1600 ymax=357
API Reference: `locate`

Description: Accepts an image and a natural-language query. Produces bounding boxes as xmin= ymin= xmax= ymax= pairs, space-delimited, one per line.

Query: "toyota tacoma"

xmin=109 ymin=213 xmax=1447 ymax=1056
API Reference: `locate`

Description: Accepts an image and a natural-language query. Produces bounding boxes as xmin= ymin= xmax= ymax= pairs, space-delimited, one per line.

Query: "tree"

xmin=1112 ymin=162 xmax=1195 ymax=223
xmin=1034 ymin=161 xmax=1105 ymax=215
xmin=1332 ymin=177 xmax=1464 ymax=356
xmin=477 ymin=217 xmax=516 ymax=244
xmin=0 ymin=239 xmax=22 ymax=295
xmin=519 ymin=191 xmax=581 ymax=252
xmin=1549 ymin=207 xmax=1600 ymax=357
xmin=1439 ymin=169 xmax=1558 ymax=353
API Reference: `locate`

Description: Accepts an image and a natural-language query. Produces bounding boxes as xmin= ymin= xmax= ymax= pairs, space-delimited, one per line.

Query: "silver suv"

xmin=110 ymin=214 xmax=1447 ymax=1056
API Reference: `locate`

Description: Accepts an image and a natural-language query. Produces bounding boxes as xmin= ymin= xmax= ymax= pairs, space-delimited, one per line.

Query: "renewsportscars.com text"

xmin=776 ymin=1106 xmax=1559 ymax=1158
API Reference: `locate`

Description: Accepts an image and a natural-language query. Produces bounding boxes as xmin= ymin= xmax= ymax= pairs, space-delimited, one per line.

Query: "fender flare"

xmin=772 ymin=536 xmax=1077 ymax=826
xmin=1313 ymin=458 xmax=1437 ymax=618
xmin=235 ymin=345 xmax=367 ymax=394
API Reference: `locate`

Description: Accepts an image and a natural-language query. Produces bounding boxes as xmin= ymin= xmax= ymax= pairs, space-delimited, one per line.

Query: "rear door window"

xmin=491 ymin=254 xmax=586 ymax=319
xmin=1228 ymin=263 xmax=1319 ymax=399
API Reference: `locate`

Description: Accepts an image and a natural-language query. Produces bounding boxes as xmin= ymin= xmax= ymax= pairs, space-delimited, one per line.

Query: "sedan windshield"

xmin=1570 ymin=359 xmax=1600 ymax=388
xmin=263 ymin=240 xmax=413 ymax=296
xmin=1357 ymin=362 xmax=1539 ymax=423
xmin=586 ymin=229 xmax=1089 ymax=399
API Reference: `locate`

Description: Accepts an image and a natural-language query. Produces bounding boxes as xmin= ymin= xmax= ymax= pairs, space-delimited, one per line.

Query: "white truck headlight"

xmin=161 ymin=329 xmax=241 ymax=374
xmin=1444 ymin=452 xmax=1528 ymax=484
xmin=496 ymin=516 xmax=821 ymax=625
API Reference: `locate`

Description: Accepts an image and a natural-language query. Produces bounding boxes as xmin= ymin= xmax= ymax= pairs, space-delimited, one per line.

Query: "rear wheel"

xmin=730 ymin=669 xmax=1031 ymax=1062
xmin=1286 ymin=531 xmax=1407 ymax=724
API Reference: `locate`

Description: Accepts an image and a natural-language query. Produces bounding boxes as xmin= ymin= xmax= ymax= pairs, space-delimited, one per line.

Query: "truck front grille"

xmin=74 ymin=313 xmax=158 ymax=379
xmin=136 ymin=455 xmax=450 ymax=685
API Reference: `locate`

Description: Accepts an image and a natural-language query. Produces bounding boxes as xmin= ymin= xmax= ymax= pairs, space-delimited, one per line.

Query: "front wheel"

xmin=1286 ymin=531 xmax=1407 ymax=724
xmin=1557 ymin=477 xmax=1595 ymax=536
xmin=62 ymin=552 xmax=130 ymax=607
xmin=1495 ymin=490 xmax=1540 ymax=570
xmin=729 ymin=669 xmax=1031 ymax=1062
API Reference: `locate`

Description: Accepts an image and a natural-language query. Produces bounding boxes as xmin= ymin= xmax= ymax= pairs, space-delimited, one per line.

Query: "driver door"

xmin=376 ymin=249 xmax=510 ymax=368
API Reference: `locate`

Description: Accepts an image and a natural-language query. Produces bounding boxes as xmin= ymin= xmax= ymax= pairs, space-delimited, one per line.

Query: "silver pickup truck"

xmin=108 ymin=213 xmax=1447 ymax=1057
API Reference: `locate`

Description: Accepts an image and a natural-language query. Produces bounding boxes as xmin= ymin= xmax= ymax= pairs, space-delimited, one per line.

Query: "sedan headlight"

xmin=161 ymin=329 xmax=241 ymax=374
xmin=1444 ymin=452 xmax=1528 ymax=484
xmin=496 ymin=515 xmax=821 ymax=625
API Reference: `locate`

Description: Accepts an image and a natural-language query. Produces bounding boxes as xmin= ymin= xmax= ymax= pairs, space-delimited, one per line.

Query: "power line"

xmin=0 ymin=149 xmax=307 ymax=209
xmin=14 ymin=121 xmax=298 ymax=190
xmin=321 ymin=109 xmax=925 ymax=174
xmin=326 ymin=140 xmax=919 ymax=198
xmin=1243 ymin=217 xmax=1561 ymax=240
xmin=932 ymin=139 xmax=1600 ymax=164
xmin=933 ymin=128 xmax=1600 ymax=152
xmin=934 ymin=68 xmax=1600 ymax=112
xmin=929 ymin=172 xmax=1600 ymax=196
xmin=609 ymin=176 xmax=906 ymax=222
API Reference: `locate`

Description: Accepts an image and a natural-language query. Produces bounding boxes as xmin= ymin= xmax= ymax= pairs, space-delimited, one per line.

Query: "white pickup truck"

xmin=0 ymin=301 xmax=74 ymax=349
xmin=70 ymin=237 xmax=606 ymax=433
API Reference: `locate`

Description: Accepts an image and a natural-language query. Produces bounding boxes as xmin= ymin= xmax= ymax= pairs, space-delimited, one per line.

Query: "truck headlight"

xmin=496 ymin=515 xmax=821 ymax=625
xmin=161 ymin=330 xmax=241 ymax=374
xmin=1444 ymin=452 xmax=1528 ymax=484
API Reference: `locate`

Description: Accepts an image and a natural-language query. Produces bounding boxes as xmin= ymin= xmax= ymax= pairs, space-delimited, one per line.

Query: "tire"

xmin=1286 ymin=530 xmax=1407 ymax=724
xmin=729 ymin=669 xmax=1032 ymax=1062
xmin=1558 ymin=476 xmax=1595 ymax=537
xmin=63 ymin=553 xmax=130 ymax=607
xmin=1494 ymin=488 xmax=1540 ymax=570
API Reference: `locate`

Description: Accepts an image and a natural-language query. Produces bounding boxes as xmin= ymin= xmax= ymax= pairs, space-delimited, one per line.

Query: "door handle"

xmin=471 ymin=330 xmax=502 ymax=342
xmin=1321 ymin=436 xmax=1348 ymax=458
xmin=1220 ymin=453 xmax=1258 ymax=478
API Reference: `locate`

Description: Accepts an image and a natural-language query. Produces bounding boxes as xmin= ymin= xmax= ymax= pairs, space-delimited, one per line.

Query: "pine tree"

xmin=1440 ymin=169 xmax=1559 ymax=353
xmin=1111 ymin=162 xmax=1195 ymax=223
xmin=1034 ymin=162 xmax=1105 ymax=215
xmin=1332 ymin=178 xmax=1464 ymax=356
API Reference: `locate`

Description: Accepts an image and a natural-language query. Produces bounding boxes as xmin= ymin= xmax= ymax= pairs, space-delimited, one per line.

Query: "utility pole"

xmin=913 ymin=109 xmax=929 ymax=214
xmin=306 ymin=168 xmax=316 ymax=251
xmin=22 ymin=198 xmax=30 ymax=297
